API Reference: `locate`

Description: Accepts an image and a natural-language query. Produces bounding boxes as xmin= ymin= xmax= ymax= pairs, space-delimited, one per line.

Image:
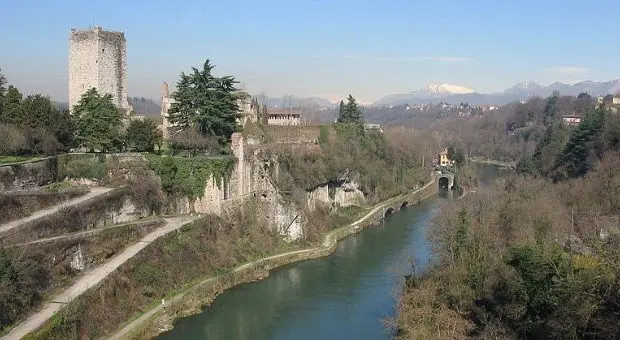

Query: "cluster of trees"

xmin=397 ymin=91 xmax=620 ymax=339
xmin=517 ymin=102 xmax=620 ymax=180
xmin=0 ymin=59 xmax=243 ymax=158
xmin=0 ymin=68 xmax=164 ymax=156
xmin=397 ymin=151 xmax=620 ymax=339
xmin=0 ymin=68 xmax=75 ymax=155
xmin=432 ymin=92 xmax=611 ymax=164
xmin=270 ymin=124 xmax=432 ymax=207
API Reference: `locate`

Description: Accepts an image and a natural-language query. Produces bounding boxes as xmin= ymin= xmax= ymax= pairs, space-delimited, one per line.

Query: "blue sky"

xmin=1 ymin=0 xmax=619 ymax=103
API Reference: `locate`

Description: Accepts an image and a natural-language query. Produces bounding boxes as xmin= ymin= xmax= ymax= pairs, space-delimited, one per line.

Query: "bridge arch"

xmin=401 ymin=201 xmax=408 ymax=209
xmin=384 ymin=207 xmax=395 ymax=217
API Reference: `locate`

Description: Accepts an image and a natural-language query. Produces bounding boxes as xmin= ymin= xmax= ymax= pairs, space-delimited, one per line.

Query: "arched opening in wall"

xmin=261 ymin=193 xmax=267 ymax=199
xmin=401 ymin=201 xmax=408 ymax=209
xmin=385 ymin=207 xmax=395 ymax=217
xmin=439 ymin=177 xmax=450 ymax=190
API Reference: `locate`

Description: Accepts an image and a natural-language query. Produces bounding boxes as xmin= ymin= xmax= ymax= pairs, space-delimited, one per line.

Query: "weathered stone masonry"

xmin=69 ymin=26 xmax=128 ymax=112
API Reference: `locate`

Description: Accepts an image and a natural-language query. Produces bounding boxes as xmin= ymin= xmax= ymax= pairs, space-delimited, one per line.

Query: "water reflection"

xmin=158 ymin=165 xmax=504 ymax=340
xmin=159 ymin=200 xmax=443 ymax=340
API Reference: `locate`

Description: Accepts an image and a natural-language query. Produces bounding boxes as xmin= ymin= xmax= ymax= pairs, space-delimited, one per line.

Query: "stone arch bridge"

xmin=380 ymin=173 xmax=455 ymax=219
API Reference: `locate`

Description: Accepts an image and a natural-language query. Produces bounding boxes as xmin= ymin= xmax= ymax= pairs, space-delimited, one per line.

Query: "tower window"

xmin=102 ymin=48 xmax=105 ymax=53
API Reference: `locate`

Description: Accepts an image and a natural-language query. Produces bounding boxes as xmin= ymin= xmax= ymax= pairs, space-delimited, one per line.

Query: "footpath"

xmin=1 ymin=216 xmax=200 ymax=340
xmin=0 ymin=187 xmax=114 ymax=234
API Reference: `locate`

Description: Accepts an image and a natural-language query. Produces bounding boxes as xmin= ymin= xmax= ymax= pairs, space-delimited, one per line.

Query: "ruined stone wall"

xmin=0 ymin=157 xmax=58 ymax=192
xmin=69 ymin=27 xmax=128 ymax=111
xmin=189 ymin=132 xmax=302 ymax=239
xmin=265 ymin=125 xmax=321 ymax=144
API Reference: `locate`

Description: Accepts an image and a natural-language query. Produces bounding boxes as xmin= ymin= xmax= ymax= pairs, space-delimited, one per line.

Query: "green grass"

xmin=329 ymin=205 xmax=369 ymax=229
xmin=0 ymin=155 xmax=39 ymax=164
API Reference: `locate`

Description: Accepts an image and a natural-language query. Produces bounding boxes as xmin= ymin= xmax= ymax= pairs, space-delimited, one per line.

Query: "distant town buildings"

xmin=562 ymin=115 xmax=582 ymax=126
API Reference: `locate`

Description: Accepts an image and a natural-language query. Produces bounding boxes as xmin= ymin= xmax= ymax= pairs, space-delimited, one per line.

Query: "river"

xmin=158 ymin=165 xmax=505 ymax=340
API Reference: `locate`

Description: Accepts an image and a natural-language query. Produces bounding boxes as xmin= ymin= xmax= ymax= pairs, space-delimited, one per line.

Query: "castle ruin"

xmin=68 ymin=26 xmax=129 ymax=113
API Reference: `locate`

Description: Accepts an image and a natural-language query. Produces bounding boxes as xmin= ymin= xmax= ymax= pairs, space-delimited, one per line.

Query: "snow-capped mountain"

xmin=374 ymin=83 xmax=474 ymax=106
xmin=373 ymin=79 xmax=620 ymax=106
xmin=413 ymin=83 xmax=475 ymax=98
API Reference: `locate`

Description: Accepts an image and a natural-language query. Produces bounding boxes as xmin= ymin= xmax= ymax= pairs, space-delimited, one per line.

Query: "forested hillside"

xmin=397 ymin=93 xmax=620 ymax=339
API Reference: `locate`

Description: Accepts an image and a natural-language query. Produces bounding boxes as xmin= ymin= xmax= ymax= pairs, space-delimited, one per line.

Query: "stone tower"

xmin=68 ymin=26 xmax=128 ymax=112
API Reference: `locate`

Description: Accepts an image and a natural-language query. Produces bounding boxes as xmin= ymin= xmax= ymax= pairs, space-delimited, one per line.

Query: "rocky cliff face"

xmin=306 ymin=176 xmax=366 ymax=212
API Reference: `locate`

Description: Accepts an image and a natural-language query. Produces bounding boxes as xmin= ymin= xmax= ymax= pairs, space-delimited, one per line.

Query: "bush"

xmin=0 ymin=249 xmax=51 ymax=332
xmin=146 ymin=155 xmax=236 ymax=198
xmin=0 ymin=124 xmax=27 ymax=155
xmin=125 ymin=118 xmax=163 ymax=152
xmin=169 ymin=128 xmax=220 ymax=156
xmin=59 ymin=155 xmax=107 ymax=180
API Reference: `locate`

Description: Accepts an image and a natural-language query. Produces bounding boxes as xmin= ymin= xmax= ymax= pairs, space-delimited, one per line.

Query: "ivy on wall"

xmin=146 ymin=155 xmax=236 ymax=198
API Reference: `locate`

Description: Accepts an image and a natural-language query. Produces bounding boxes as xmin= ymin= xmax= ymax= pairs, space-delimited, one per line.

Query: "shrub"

xmin=59 ymin=155 xmax=107 ymax=180
xmin=146 ymin=155 xmax=235 ymax=198
xmin=0 ymin=124 xmax=27 ymax=155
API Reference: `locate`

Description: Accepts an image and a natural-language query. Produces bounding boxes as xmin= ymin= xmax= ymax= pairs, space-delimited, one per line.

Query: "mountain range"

xmin=55 ymin=79 xmax=620 ymax=115
xmin=372 ymin=80 xmax=620 ymax=106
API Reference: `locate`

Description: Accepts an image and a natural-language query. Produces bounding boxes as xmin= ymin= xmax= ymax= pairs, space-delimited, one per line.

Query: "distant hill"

xmin=262 ymin=96 xmax=335 ymax=109
xmin=129 ymin=97 xmax=161 ymax=116
xmin=373 ymin=80 xmax=620 ymax=107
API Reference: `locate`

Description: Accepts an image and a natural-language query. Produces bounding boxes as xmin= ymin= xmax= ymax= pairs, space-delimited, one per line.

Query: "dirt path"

xmin=8 ymin=217 xmax=165 ymax=248
xmin=108 ymin=180 xmax=435 ymax=340
xmin=0 ymin=187 xmax=114 ymax=234
xmin=1 ymin=216 xmax=200 ymax=340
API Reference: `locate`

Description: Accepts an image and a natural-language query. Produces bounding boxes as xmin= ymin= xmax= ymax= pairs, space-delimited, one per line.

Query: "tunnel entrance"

xmin=438 ymin=177 xmax=450 ymax=190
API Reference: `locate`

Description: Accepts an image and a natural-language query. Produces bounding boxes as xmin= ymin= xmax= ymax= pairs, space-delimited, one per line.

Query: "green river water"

xmin=158 ymin=165 xmax=505 ymax=340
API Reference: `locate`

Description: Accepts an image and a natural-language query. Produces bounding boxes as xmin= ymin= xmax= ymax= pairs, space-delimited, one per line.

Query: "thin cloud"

xmin=311 ymin=48 xmax=332 ymax=59
xmin=342 ymin=55 xmax=471 ymax=63
xmin=546 ymin=66 xmax=589 ymax=74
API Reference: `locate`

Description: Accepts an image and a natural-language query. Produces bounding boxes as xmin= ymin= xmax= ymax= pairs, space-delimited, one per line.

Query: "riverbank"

xmin=468 ymin=157 xmax=516 ymax=169
xmin=109 ymin=179 xmax=438 ymax=340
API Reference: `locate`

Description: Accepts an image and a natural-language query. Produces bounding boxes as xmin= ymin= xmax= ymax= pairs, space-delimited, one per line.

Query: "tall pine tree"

xmin=168 ymin=59 xmax=240 ymax=145
xmin=338 ymin=95 xmax=362 ymax=124
xmin=338 ymin=100 xmax=345 ymax=121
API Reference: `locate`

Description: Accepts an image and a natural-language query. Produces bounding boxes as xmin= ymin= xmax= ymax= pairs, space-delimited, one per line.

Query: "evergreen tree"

xmin=542 ymin=93 xmax=558 ymax=125
xmin=168 ymin=59 xmax=240 ymax=145
xmin=0 ymin=67 xmax=6 ymax=98
xmin=447 ymin=146 xmax=465 ymax=167
xmin=0 ymin=86 xmax=24 ymax=125
xmin=20 ymin=94 xmax=58 ymax=131
xmin=531 ymin=122 xmax=571 ymax=175
xmin=338 ymin=95 xmax=363 ymax=124
xmin=554 ymin=108 xmax=607 ymax=179
xmin=338 ymin=100 xmax=345 ymax=121
xmin=73 ymin=88 xmax=124 ymax=152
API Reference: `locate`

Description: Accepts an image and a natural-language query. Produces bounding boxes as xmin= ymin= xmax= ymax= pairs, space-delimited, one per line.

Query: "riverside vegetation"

xmin=396 ymin=99 xmax=620 ymax=339
xmin=0 ymin=60 xmax=442 ymax=338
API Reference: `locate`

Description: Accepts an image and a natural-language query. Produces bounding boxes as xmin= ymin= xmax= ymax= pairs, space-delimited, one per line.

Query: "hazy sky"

xmin=2 ymin=0 xmax=619 ymax=104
